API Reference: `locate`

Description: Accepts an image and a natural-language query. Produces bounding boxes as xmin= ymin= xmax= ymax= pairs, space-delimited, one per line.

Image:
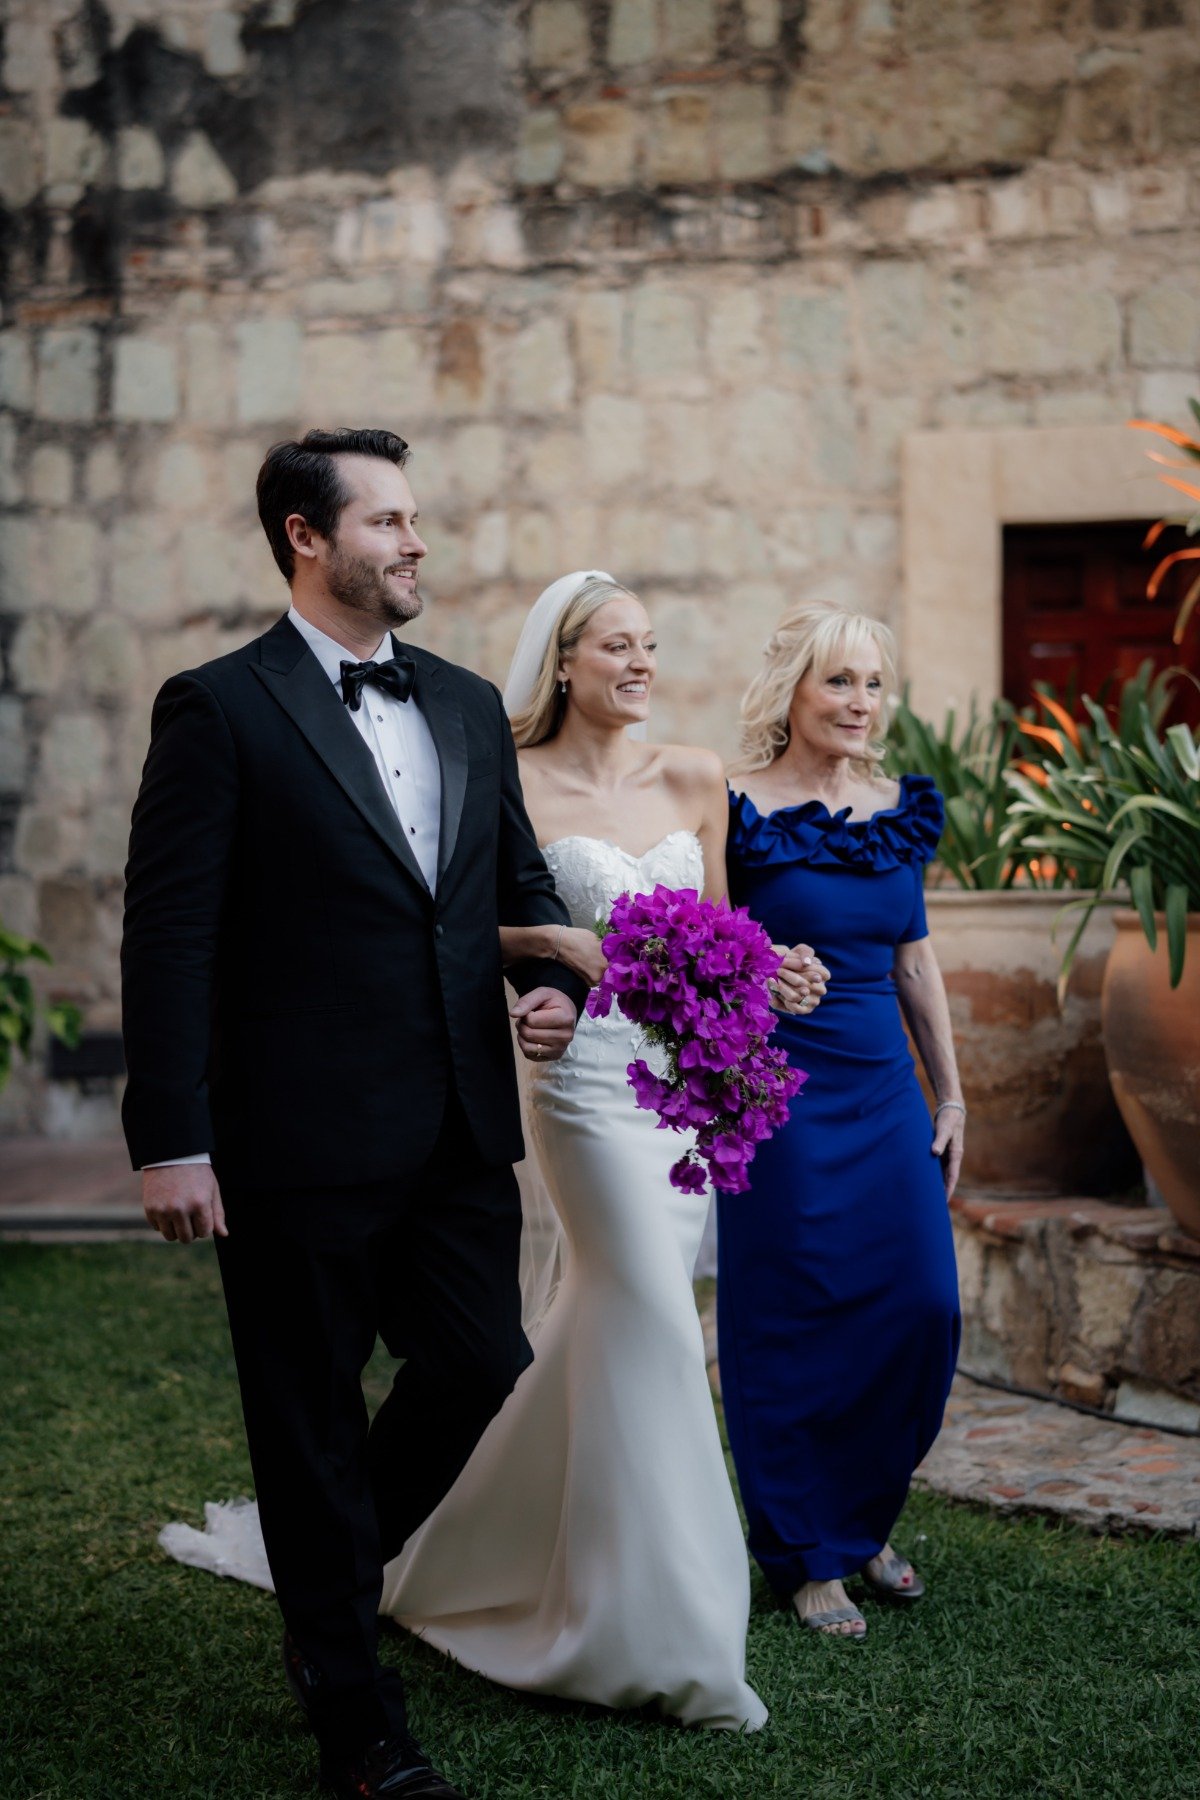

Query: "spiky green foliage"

xmin=0 ymin=923 xmax=82 ymax=1091
xmin=1002 ymin=700 xmax=1200 ymax=989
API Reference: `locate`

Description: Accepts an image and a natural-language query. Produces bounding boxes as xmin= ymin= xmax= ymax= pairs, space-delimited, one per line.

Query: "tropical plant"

xmin=1129 ymin=397 xmax=1200 ymax=648
xmin=0 ymin=924 xmax=82 ymax=1092
xmin=1001 ymin=699 xmax=1200 ymax=990
xmin=886 ymin=664 xmax=1182 ymax=892
xmin=884 ymin=694 xmax=1041 ymax=888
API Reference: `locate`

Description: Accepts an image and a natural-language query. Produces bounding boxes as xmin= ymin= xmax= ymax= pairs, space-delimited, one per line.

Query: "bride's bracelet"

xmin=551 ymin=923 xmax=565 ymax=962
xmin=935 ymin=1099 xmax=967 ymax=1120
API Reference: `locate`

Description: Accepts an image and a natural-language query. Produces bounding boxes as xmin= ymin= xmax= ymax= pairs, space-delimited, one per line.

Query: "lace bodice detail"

xmin=542 ymin=830 xmax=706 ymax=930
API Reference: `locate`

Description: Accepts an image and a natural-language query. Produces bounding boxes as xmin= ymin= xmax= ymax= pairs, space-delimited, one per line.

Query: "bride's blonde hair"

xmin=730 ymin=600 xmax=897 ymax=778
xmin=508 ymin=577 xmax=638 ymax=748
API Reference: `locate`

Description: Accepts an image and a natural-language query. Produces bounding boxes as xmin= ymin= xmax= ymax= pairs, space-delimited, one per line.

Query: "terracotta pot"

xmin=1102 ymin=912 xmax=1200 ymax=1239
xmin=916 ymin=890 xmax=1138 ymax=1195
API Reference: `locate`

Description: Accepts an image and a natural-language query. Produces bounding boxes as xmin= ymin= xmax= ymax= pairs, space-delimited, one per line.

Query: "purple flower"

xmin=589 ymin=885 xmax=806 ymax=1195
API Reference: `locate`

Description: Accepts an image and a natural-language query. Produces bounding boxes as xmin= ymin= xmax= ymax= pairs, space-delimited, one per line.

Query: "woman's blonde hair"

xmin=730 ymin=600 xmax=897 ymax=777
xmin=509 ymin=577 xmax=637 ymax=748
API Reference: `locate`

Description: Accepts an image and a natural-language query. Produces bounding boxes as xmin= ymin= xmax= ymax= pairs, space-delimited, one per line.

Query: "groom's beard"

xmin=325 ymin=543 xmax=423 ymax=628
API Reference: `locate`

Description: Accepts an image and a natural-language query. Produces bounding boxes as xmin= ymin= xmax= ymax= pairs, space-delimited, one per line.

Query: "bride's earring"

xmin=559 ymin=680 xmax=568 ymax=697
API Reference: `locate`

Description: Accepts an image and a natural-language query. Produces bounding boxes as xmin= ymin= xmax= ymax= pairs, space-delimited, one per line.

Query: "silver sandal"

xmin=801 ymin=1603 xmax=867 ymax=1640
xmin=862 ymin=1550 xmax=925 ymax=1603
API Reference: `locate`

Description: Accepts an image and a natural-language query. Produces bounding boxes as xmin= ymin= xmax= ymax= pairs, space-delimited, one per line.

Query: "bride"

xmin=160 ymin=570 xmax=825 ymax=1733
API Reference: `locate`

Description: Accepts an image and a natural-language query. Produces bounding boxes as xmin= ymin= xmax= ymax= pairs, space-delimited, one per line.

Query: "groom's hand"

xmin=142 ymin=1165 xmax=228 ymax=1244
xmin=511 ymin=987 xmax=578 ymax=1063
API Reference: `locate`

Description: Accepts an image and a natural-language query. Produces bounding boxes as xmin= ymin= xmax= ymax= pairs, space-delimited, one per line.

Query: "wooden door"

xmin=1002 ymin=521 xmax=1199 ymax=726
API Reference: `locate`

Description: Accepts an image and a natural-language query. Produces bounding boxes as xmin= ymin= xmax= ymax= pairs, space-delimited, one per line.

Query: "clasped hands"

xmin=769 ymin=943 xmax=830 ymax=1015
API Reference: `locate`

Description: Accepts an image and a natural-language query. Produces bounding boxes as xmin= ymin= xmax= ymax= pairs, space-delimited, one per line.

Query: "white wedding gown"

xmin=159 ymin=830 xmax=766 ymax=1733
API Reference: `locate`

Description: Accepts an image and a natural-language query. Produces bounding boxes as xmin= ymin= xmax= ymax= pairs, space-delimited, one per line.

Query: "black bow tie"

xmin=339 ymin=654 xmax=416 ymax=712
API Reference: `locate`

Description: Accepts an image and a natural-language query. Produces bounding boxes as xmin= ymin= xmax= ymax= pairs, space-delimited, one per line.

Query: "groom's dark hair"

xmin=256 ymin=427 xmax=411 ymax=581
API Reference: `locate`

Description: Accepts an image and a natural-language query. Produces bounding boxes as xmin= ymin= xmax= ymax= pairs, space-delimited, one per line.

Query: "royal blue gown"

xmin=718 ymin=774 xmax=961 ymax=1595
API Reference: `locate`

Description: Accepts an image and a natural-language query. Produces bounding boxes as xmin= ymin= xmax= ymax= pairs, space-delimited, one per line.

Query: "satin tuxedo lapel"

xmin=251 ymin=615 xmax=431 ymax=895
xmin=406 ymin=641 xmax=468 ymax=883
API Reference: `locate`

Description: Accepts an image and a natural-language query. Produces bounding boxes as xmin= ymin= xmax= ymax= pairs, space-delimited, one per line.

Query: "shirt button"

xmin=376 ymin=713 xmax=383 ymax=722
xmin=393 ymin=769 xmax=401 ymax=778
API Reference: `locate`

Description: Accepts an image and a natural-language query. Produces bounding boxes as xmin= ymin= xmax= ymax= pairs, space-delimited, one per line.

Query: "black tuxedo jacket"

xmin=121 ymin=614 xmax=584 ymax=1190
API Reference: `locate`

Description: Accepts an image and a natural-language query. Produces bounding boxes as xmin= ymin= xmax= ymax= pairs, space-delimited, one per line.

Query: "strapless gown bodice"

xmin=541 ymin=829 xmax=705 ymax=931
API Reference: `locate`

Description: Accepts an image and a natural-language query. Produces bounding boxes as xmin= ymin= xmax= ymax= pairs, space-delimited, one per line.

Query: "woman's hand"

xmin=931 ymin=1103 xmax=965 ymax=1200
xmin=769 ymin=943 xmax=831 ymax=1015
xmin=555 ymin=926 xmax=610 ymax=988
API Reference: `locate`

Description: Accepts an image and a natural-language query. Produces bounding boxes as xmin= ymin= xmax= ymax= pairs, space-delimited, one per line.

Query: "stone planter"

xmin=918 ymin=889 xmax=1138 ymax=1195
xmin=1102 ymin=912 xmax=1200 ymax=1240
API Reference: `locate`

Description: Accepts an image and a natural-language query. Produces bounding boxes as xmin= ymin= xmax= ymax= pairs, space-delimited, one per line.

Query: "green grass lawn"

xmin=2 ymin=1246 xmax=1198 ymax=1800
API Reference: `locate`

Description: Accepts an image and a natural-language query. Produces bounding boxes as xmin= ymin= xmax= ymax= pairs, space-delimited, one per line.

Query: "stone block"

xmin=152 ymin=442 xmax=210 ymax=511
xmin=647 ymin=90 xmax=713 ymax=185
xmin=0 ymin=875 xmax=35 ymax=938
xmin=182 ymin=323 xmax=232 ymax=426
xmin=1136 ymin=371 xmax=1199 ymax=425
xmin=727 ymin=387 xmax=807 ymax=497
xmin=629 ymin=286 xmax=702 ymax=390
xmin=113 ymin=337 xmax=180 ymax=423
xmin=13 ymin=807 xmax=83 ymax=881
xmin=810 ymin=386 xmax=858 ymax=487
xmin=236 ymin=318 xmax=302 ymax=424
xmin=851 ymin=511 xmax=898 ymax=565
xmin=858 ymin=392 xmax=923 ymax=491
xmin=762 ymin=509 xmax=816 ymax=573
xmin=85 ymin=804 xmax=134 ymax=880
xmin=78 ymin=616 xmax=144 ymax=701
xmin=40 ymin=713 xmax=109 ymax=803
xmin=1112 ymin=1381 xmax=1200 ymax=1432
xmin=0 ymin=333 xmax=33 ymax=410
xmin=302 ymin=332 xmax=375 ymax=421
xmin=857 ymin=261 xmax=928 ymax=368
xmin=662 ymin=0 xmax=717 ymax=60
xmin=608 ymin=0 xmax=656 ymax=65
xmin=44 ymin=117 xmax=105 ymax=201
xmin=563 ymin=101 xmax=639 ymax=188
xmin=204 ymin=11 xmax=247 ymax=77
xmin=524 ymin=430 xmax=585 ymax=500
xmin=28 ymin=445 xmax=73 ymax=507
xmin=2 ymin=17 xmax=52 ymax=94
xmin=744 ymin=0 xmax=782 ymax=47
xmin=777 ymin=290 xmax=850 ymax=375
xmin=529 ymin=1 xmax=591 ymax=73
xmin=1129 ymin=284 xmax=1200 ymax=368
xmin=37 ymin=329 xmax=100 ymax=423
xmin=85 ymin=442 xmax=122 ymax=504
xmin=1076 ymin=62 xmax=1140 ymax=152
xmin=700 ymin=506 xmax=771 ymax=578
xmin=110 ymin=516 xmax=174 ymax=622
xmin=436 ymin=317 xmax=494 ymax=416
xmin=0 ymin=417 xmax=19 ymax=505
xmin=983 ymin=284 xmax=1121 ymax=376
xmin=47 ymin=519 xmax=102 ymax=617
xmin=172 ymin=131 xmax=238 ymax=208
xmin=707 ymin=289 xmax=767 ymax=383
xmin=373 ymin=326 xmax=434 ymax=424
xmin=507 ymin=316 xmax=574 ymax=414
xmin=0 ymin=119 xmax=38 ymax=208
xmin=583 ymin=393 xmax=647 ymax=486
xmin=572 ymin=292 xmax=626 ymax=389
xmin=714 ymin=84 xmax=775 ymax=181
xmin=516 ymin=109 xmax=565 ymax=186
xmin=0 ymin=516 xmax=39 ymax=611
xmin=0 ymin=697 xmax=27 ymax=790
xmin=450 ymin=423 xmax=506 ymax=501
xmin=470 ymin=510 xmax=509 ymax=580
xmin=994 ymin=83 xmax=1066 ymax=162
xmin=1159 ymin=63 xmax=1200 ymax=147
xmin=178 ymin=522 xmax=247 ymax=610
xmin=509 ymin=510 xmax=561 ymax=580
xmin=648 ymin=402 xmax=716 ymax=488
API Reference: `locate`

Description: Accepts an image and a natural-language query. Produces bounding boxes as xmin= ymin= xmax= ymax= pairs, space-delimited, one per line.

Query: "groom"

xmin=121 ymin=427 xmax=586 ymax=1799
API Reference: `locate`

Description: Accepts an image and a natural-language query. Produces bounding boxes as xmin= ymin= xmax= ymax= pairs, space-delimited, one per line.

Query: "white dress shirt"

xmin=148 ymin=606 xmax=443 ymax=1169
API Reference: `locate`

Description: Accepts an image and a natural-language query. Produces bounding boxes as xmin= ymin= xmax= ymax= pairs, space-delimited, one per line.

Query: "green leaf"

xmin=1129 ymin=864 xmax=1158 ymax=951
xmin=1165 ymin=883 xmax=1190 ymax=988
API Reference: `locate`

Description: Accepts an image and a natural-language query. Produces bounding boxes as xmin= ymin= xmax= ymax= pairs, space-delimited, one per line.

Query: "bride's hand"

xmin=769 ymin=943 xmax=831 ymax=1015
xmin=555 ymin=926 xmax=609 ymax=988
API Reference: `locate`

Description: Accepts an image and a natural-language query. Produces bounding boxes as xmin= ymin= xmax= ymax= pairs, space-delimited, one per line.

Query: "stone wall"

xmin=2 ymin=0 xmax=1199 ymax=1131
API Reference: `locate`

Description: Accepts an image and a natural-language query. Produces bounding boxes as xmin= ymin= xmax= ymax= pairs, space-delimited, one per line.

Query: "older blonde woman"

xmin=717 ymin=600 xmax=964 ymax=1643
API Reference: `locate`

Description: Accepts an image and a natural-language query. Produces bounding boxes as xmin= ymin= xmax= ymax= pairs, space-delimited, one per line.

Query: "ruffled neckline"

xmin=728 ymin=774 xmax=943 ymax=872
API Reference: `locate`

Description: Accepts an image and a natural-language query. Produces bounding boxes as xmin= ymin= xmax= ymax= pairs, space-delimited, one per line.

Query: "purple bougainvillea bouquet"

xmin=586 ymin=884 xmax=806 ymax=1195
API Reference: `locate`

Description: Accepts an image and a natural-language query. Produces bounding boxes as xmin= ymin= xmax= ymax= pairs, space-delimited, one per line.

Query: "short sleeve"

xmin=898 ymin=862 xmax=929 ymax=944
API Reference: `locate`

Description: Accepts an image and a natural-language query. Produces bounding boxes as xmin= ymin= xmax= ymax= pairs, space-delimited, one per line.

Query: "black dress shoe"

xmin=320 ymin=1733 xmax=466 ymax=1799
xmin=282 ymin=1630 xmax=322 ymax=1719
